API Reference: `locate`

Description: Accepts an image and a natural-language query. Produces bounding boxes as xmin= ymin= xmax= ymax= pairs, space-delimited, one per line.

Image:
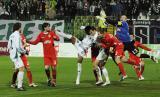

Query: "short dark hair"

xmin=42 ymin=23 xmax=50 ymax=31
xmin=85 ymin=26 xmax=96 ymax=35
xmin=13 ymin=22 xmax=21 ymax=32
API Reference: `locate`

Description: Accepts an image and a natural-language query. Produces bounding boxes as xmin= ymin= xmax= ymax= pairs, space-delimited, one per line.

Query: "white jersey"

xmin=75 ymin=31 xmax=98 ymax=57
xmin=81 ymin=31 xmax=98 ymax=50
xmin=8 ymin=31 xmax=26 ymax=60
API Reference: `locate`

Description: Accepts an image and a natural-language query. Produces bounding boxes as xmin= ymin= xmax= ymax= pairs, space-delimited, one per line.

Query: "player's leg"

xmin=139 ymin=60 xmax=145 ymax=74
xmin=94 ymin=49 xmax=108 ymax=85
xmin=76 ymin=55 xmax=83 ymax=85
xmin=115 ymin=45 xmax=127 ymax=80
xmin=123 ymin=53 xmax=144 ymax=80
xmin=101 ymin=65 xmax=110 ymax=86
xmin=50 ymin=57 xmax=57 ymax=87
xmin=91 ymin=45 xmax=100 ymax=82
xmin=25 ymin=65 xmax=38 ymax=87
xmin=11 ymin=69 xmax=19 ymax=88
xmin=51 ymin=65 xmax=57 ymax=87
xmin=44 ymin=57 xmax=52 ymax=86
xmin=93 ymin=59 xmax=103 ymax=85
xmin=21 ymin=55 xmax=37 ymax=87
xmin=140 ymin=53 xmax=158 ymax=63
xmin=15 ymin=57 xmax=25 ymax=91
xmin=91 ymin=57 xmax=99 ymax=82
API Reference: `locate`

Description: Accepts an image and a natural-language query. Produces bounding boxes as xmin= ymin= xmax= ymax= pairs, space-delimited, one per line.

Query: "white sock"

xmin=102 ymin=67 xmax=110 ymax=83
xmin=76 ymin=63 xmax=82 ymax=81
xmin=17 ymin=71 xmax=24 ymax=88
xmin=96 ymin=67 xmax=103 ymax=81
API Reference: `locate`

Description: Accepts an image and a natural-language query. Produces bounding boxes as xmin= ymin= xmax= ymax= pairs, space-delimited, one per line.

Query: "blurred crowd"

xmin=0 ymin=0 xmax=160 ymax=20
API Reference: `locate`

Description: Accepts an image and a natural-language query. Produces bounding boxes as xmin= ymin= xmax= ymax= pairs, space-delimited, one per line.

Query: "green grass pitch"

xmin=0 ymin=56 xmax=160 ymax=97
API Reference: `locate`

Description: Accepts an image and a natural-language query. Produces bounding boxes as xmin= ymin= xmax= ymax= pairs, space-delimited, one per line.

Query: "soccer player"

xmin=8 ymin=22 xmax=27 ymax=91
xmin=72 ymin=26 xmax=107 ymax=85
xmin=130 ymin=34 xmax=158 ymax=63
xmin=28 ymin=23 xmax=59 ymax=87
xmin=94 ymin=33 xmax=127 ymax=84
xmin=97 ymin=15 xmax=138 ymax=55
xmin=11 ymin=31 xmax=38 ymax=88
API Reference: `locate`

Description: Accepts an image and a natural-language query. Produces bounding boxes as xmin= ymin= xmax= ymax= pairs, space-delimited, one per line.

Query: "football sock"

xmin=12 ymin=70 xmax=18 ymax=84
xmin=45 ymin=69 xmax=51 ymax=80
xmin=26 ymin=71 xmax=33 ymax=84
xmin=17 ymin=71 xmax=24 ymax=88
xmin=96 ymin=67 xmax=103 ymax=81
xmin=77 ymin=63 xmax=82 ymax=81
xmin=140 ymin=65 xmax=145 ymax=74
xmin=93 ymin=69 xmax=98 ymax=82
xmin=102 ymin=67 xmax=110 ymax=83
xmin=133 ymin=66 xmax=141 ymax=78
xmin=117 ymin=63 xmax=126 ymax=76
xmin=52 ymin=69 xmax=56 ymax=83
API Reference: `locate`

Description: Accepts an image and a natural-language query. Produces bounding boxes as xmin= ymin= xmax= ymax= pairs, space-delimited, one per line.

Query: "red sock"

xmin=93 ymin=69 xmax=98 ymax=82
xmin=118 ymin=63 xmax=126 ymax=76
xmin=26 ymin=71 xmax=33 ymax=84
xmin=133 ymin=66 xmax=142 ymax=78
xmin=52 ymin=69 xmax=56 ymax=83
xmin=140 ymin=65 xmax=144 ymax=74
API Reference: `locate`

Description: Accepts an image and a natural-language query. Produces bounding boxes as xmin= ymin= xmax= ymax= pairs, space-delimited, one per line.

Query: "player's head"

xmin=120 ymin=15 xmax=127 ymax=21
xmin=85 ymin=26 xmax=96 ymax=36
xmin=42 ymin=23 xmax=50 ymax=32
xmin=13 ymin=22 xmax=21 ymax=32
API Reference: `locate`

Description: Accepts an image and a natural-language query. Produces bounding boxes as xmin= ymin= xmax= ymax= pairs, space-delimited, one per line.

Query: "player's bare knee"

xmin=19 ymin=66 xmax=24 ymax=71
xmin=115 ymin=56 xmax=121 ymax=64
xmin=45 ymin=65 xmax=50 ymax=70
xmin=78 ymin=56 xmax=83 ymax=63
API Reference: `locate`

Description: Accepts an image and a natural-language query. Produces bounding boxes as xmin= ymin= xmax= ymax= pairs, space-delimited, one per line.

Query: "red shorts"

xmin=115 ymin=43 xmax=124 ymax=57
xmin=20 ymin=55 xmax=29 ymax=67
xmin=44 ymin=57 xmax=57 ymax=66
xmin=129 ymin=53 xmax=141 ymax=66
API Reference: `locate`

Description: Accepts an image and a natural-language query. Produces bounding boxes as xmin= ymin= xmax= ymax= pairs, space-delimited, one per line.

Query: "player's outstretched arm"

xmin=27 ymin=34 xmax=41 ymax=45
xmin=55 ymin=30 xmax=72 ymax=39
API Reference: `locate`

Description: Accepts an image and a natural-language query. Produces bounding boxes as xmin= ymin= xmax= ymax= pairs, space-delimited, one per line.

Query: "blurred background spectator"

xmin=0 ymin=0 xmax=159 ymax=20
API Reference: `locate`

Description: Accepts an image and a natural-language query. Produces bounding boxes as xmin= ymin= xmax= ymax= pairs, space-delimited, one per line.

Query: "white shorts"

xmin=96 ymin=49 xmax=108 ymax=61
xmin=74 ymin=39 xmax=86 ymax=57
xmin=10 ymin=56 xmax=24 ymax=69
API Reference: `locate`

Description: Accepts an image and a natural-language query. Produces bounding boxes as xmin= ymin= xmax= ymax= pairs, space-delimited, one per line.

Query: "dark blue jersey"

xmin=116 ymin=21 xmax=131 ymax=42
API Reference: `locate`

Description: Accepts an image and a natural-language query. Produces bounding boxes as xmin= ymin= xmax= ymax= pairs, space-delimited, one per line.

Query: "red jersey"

xmin=29 ymin=31 xmax=59 ymax=57
xmin=20 ymin=34 xmax=26 ymax=45
xmin=100 ymin=33 xmax=122 ymax=48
